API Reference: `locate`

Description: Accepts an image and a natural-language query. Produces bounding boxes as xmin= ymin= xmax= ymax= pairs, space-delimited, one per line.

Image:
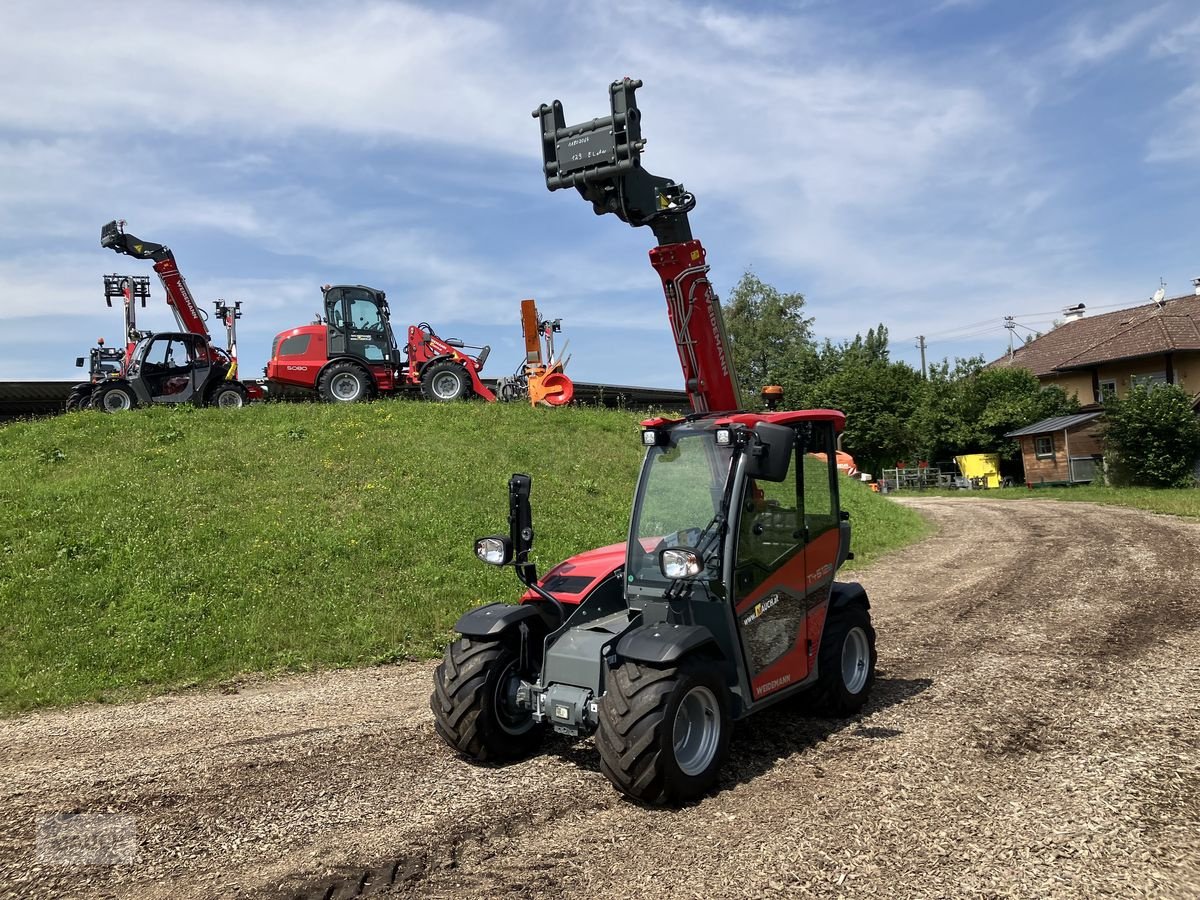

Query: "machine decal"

xmin=741 ymin=592 xmax=782 ymax=627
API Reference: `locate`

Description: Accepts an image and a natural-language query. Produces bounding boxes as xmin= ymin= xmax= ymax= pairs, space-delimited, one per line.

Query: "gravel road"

xmin=2 ymin=498 xmax=1198 ymax=899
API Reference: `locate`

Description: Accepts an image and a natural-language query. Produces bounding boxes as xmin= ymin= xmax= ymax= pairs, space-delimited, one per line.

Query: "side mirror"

xmin=659 ymin=548 xmax=701 ymax=580
xmin=75 ymin=357 xmax=85 ymax=367
xmin=746 ymin=423 xmax=795 ymax=482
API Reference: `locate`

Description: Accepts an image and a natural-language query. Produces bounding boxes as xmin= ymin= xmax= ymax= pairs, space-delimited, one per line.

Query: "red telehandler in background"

xmin=84 ymin=220 xmax=264 ymax=411
xmin=495 ymin=298 xmax=574 ymax=406
xmin=266 ymin=283 xmax=494 ymax=403
xmin=431 ymin=79 xmax=877 ymax=805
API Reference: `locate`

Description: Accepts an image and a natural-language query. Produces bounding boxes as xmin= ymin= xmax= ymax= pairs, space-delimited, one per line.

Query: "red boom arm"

xmin=100 ymin=220 xmax=212 ymax=340
xmin=535 ymin=79 xmax=743 ymax=413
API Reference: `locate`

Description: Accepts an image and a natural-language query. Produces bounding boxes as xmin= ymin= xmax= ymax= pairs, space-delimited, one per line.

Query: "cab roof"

xmin=641 ymin=409 xmax=846 ymax=433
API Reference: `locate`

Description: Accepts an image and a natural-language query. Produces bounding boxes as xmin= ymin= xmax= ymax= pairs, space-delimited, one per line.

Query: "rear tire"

xmin=430 ymin=638 xmax=543 ymax=762
xmin=809 ymin=603 xmax=876 ymax=716
xmin=65 ymin=386 xmax=90 ymax=412
xmin=93 ymin=382 xmax=137 ymax=413
xmin=596 ymin=658 xmax=731 ymax=805
xmin=420 ymin=360 xmax=471 ymax=402
xmin=208 ymin=381 xmax=249 ymax=409
xmin=317 ymin=361 xmax=372 ymax=403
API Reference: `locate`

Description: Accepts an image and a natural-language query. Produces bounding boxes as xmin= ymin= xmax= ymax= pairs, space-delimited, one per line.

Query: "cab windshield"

xmin=627 ymin=430 xmax=735 ymax=586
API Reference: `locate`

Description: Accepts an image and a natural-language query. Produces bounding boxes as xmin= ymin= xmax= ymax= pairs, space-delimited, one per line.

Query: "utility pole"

xmin=1004 ymin=316 xmax=1015 ymax=359
xmin=915 ymin=335 xmax=927 ymax=379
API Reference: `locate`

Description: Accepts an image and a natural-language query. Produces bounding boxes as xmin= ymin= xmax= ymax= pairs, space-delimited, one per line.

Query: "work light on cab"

xmin=474 ymin=536 xmax=513 ymax=566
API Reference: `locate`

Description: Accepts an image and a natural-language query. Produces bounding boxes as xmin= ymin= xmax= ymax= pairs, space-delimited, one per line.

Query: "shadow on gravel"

xmin=277 ymin=676 xmax=931 ymax=898
xmin=714 ymin=674 xmax=932 ymax=798
xmin=551 ymin=672 xmax=931 ymax=807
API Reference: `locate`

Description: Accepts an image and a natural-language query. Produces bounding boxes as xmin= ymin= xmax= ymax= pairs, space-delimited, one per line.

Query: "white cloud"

xmin=1060 ymin=7 xmax=1166 ymax=67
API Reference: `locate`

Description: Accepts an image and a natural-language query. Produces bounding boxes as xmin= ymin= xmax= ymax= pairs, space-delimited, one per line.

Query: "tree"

xmin=951 ymin=367 xmax=1078 ymax=464
xmin=1104 ymin=385 xmax=1200 ymax=487
xmin=722 ymin=272 xmax=816 ymax=401
xmin=809 ymin=358 xmax=924 ymax=475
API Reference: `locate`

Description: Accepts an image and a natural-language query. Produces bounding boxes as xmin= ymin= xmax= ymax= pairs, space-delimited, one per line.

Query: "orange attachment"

xmin=520 ymin=297 xmax=573 ymax=407
xmin=531 ymin=370 xmax=574 ymax=406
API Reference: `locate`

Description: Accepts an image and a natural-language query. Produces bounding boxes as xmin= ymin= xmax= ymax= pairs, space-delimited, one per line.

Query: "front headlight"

xmin=659 ymin=548 xmax=702 ymax=580
xmin=474 ymin=535 xmax=513 ymax=566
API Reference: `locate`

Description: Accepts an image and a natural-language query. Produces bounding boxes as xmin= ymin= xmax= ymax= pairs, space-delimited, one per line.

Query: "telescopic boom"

xmin=534 ymin=78 xmax=742 ymax=413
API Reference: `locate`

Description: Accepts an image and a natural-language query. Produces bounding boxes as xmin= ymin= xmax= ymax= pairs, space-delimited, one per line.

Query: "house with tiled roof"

xmin=991 ymin=283 xmax=1200 ymax=485
xmin=990 ymin=284 xmax=1200 ymax=407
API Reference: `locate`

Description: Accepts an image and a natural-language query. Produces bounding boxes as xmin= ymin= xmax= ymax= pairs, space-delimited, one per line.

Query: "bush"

xmin=1104 ymin=385 xmax=1200 ymax=487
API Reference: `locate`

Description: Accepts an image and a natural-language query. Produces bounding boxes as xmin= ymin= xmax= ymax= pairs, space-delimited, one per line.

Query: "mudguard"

xmin=830 ymin=581 xmax=870 ymax=611
xmin=615 ymin=623 xmax=721 ymax=667
xmin=453 ymin=602 xmax=543 ymax=638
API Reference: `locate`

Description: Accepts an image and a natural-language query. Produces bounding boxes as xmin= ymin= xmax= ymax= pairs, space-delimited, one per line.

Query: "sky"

xmin=3 ymin=0 xmax=1200 ymax=388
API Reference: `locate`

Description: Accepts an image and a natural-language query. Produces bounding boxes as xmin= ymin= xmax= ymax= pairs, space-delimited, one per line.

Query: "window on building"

xmin=1130 ymin=372 xmax=1167 ymax=390
xmin=1034 ymin=435 xmax=1054 ymax=459
xmin=1098 ymin=380 xmax=1116 ymax=401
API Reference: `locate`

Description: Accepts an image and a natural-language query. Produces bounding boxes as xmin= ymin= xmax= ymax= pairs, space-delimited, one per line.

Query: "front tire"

xmin=420 ymin=360 xmax=471 ymax=402
xmin=430 ymin=638 xmax=543 ymax=762
xmin=93 ymin=382 xmax=137 ymax=413
xmin=596 ymin=658 xmax=731 ymax=805
xmin=809 ymin=603 xmax=876 ymax=716
xmin=317 ymin=361 xmax=372 ymax=403
xmin=208 ymin=382 xmax=249 ymax=409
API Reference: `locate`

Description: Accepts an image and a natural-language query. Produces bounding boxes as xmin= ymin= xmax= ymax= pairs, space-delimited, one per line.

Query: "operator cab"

xmin=323 ymin=285 xmax=397 ymax=364
xmin=126 ymin=332 xmax=223 ymax=405
xmin=629 ymin=412 xmax=848 ymax=701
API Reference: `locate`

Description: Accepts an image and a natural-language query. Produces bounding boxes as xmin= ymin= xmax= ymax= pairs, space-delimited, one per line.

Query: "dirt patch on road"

xmin=1 ymin=499 xmax=1197 ymax=899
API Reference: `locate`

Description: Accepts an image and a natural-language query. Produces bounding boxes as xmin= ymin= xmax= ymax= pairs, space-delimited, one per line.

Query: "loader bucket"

xmin=531 ymin=371 xmax=574 ymax=407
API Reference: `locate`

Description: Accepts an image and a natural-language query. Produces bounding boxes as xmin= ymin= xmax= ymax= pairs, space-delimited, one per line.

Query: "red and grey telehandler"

xmin=265 ymin=284 xmax=494 ymax=403
xmin=85 ymin=221 xmax=262 ymax=411
xmin=431 ymin=79 xmax=877 ymax=805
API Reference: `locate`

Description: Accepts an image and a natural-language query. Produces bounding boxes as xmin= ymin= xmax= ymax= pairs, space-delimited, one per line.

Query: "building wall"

xmin=1037 ymin=351 xmax=1200 ymax=403
xmin=1038 ymin=371 xmax=1093 ymax=403
xmin=1175 ymin=351 xmax=1200 ymax=395
xmin=1018 ymin=422 xmax=1104 ymax=485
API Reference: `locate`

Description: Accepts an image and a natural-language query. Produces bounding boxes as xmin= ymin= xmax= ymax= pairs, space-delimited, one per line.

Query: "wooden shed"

xmin=1006 ymin=412 xmax=1104 ymax=486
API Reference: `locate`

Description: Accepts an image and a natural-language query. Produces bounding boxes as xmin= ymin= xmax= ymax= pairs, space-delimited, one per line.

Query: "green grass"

xmin=910 ymin=484 xmax=1200 ymax=518
xmin=0 ymin=401 xmax=928 ymax=713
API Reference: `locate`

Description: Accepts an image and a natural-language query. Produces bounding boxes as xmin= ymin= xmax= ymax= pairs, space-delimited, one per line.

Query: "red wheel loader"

xmin=431 ymin=80 xmax=877 ymax=805
xmin=265 ymin=284 xmax=494 ymax=403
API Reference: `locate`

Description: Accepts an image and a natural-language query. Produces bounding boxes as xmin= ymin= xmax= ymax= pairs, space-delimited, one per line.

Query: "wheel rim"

xmin=217 ymin=389 xmax=243 ymax=408
xmin=102 ymin=389 xmax=131 ymax=411
xmin=492 ymin=659 xmax=534 ymax=736
xmin=330 ymin=372 xmax=362 ymax=401
xmin=841 ymin=626 xmax=870 ymax=695
xmin=431 ymin=370 xmax=463 ymax=400
xmin=672 ymin=685 xmax=721 ymax=776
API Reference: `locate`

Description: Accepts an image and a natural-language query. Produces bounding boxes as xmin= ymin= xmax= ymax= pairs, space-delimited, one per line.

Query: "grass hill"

xmin=0 ymin=400 xmax=929 ymax=713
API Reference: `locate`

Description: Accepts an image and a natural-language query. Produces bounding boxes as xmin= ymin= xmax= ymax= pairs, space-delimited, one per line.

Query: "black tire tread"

xmin=808 ymin=603 xmax=876 ymax=717
xmin=318 ymin=361 xmax=372 ymax=403
xmin=596 ymin=662 xmax=692 ymax=805
xmin=420 ymin=360 xmax=471 ymax=402
xmin=430 ymin=638 xmax=539 ymax=762
xmin=208 ymin=381 xmax=248 ymax=408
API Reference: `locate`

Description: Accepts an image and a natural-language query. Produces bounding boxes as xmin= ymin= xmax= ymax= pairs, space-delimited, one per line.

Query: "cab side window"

xmin=348 ymin=296 xmax=384 ymax=333
xmin=736 ymin=429 xmax=801 ymax=577
xmin=801 ymin=423 xmax=838 ymax=540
